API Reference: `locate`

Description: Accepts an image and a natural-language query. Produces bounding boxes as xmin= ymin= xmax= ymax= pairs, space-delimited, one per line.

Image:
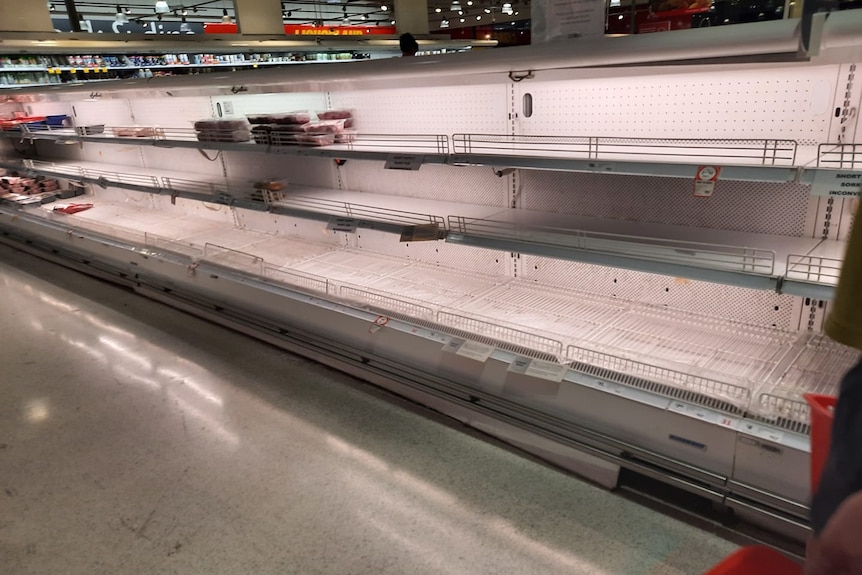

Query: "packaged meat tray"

xmin=317 ymin=109 xmax=353 ymax=121
xmin=196 ymin=129 xmax=252 ymax=143
xmin=193 ymin=118 xmax=250 ymax=131
xmin=270 ymin=112 xmax=313 ymax=125
xmin=113 ymin=127 xmax=160 ymax=138
xmin=247 ymin=112 xmax=312 ymax=125
xmin=302 ymin=120 xmax=346 ymax=134
xmin=335 ymin=129 xmax=357 ymax=144
xmin=296 ymin=133 xmax=336 ymax=147
xmin=269 ymin=130 xmax=299 ymax=146
xmin=251 ymin=125 xmax=272 ymax=145
xmin=270 ymin=123 xmax=309 ymax=133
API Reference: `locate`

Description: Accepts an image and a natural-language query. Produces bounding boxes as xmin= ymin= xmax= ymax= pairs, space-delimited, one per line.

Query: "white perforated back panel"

xmin=519 ymin=255 xmax=800 ymax=331
xmin=129 ymin=97 xmax=213 ymax=126
xmin=339 ymin=163 xmax=508 ymax=207
xmin=521 ymin=171 xmax=812 ymax=236
xmin=139 ymin=146 xmax=227 ymax=179
xmin=329 ymin=85 xmax=509 ymax=135
xmin=222 ymin=152 xmax=337 ymax=189
xmin=78 ymin=142 xmax=146 ymax=169
xmin=69 ymin=99 xmax=133 ymax=127
xmin=214 ymin=93 xmax=327 ymax=118
xmin=26 ymin=101 xmax=73 ymax=118
xmin=516 ymin=66 xmax=839 ymax=143
xmin=350 ymin=228 xmax=510 ymax=277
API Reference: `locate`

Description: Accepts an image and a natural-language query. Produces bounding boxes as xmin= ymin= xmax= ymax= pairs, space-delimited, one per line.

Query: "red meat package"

xmin=317 ymin=109 xmax=353 ymax=120
xmin=53 ymin=203 xmax=94 ymax=214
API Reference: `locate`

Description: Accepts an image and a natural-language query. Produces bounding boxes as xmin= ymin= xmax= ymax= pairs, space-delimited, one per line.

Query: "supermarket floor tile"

xmin=0 ymin=243 xmax=739 ymax=575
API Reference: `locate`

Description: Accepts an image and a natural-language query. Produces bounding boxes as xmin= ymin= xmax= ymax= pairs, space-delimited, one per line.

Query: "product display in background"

xmin=0 ymin=52 xmax=373 ymax=88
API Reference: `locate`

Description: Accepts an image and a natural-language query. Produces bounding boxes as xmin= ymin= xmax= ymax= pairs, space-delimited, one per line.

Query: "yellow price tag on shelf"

xmin=101 ymin=68 xmax=108 ymax=73
xmin=252 ymin=63 xmax=258 ymax=68
xmin=69 ymin=68 xmax=76 ymax=73
xmin=83 ymin=68 xmax=90 ymax=74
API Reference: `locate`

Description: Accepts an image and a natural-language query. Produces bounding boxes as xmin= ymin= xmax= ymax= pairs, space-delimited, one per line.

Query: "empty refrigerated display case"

xmin=1 ymin=14 xmax=861 ymax=543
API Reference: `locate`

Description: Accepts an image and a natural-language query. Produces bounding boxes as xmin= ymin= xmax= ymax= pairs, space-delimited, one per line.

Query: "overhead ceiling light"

xmin=440 ymin=18 xmax=449 ymax=27
xmin=390 ymin=19 xmax=395 ymax=24
xmin=381 ymin=4 xmax=388 ymax=10
xmin=115 ymin=5 xmax=128 ymax=23
xmin=476 ymin=14 xmax=481 ymax=19
xmin=154 ymin=0 xmax=169 ymax=14
xmin=435 ymin=7 xmax=441 ymax=12
xmin=459 ymin=17 xmax=465 ymax=22
xmin=457 ymin=10 xmax=463 ymax=15
xmin=221 ymin=8 xmax=232 ymax=23
xmin=342 ymin=16 xmax=350 ymax=25
xmin=48 ymin=2 xmax=55 ymax=12
xmin=466 ymin=0 xmax=472 ymax=4
xmin=360 ymin=13 xmax=366 ymax=19
xmin=450 ymin=1 xmax=460 ymax=10
xmin=484 ymin=7 xmax=491 ymax=13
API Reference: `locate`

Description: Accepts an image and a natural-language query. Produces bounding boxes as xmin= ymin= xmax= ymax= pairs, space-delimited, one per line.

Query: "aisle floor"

xmin=0 ymin=243 xmax=739 ymax=574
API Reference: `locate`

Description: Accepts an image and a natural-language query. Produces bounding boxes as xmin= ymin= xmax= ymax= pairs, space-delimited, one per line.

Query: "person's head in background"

xmin=400 ymin=33 xmax=419 ymax=57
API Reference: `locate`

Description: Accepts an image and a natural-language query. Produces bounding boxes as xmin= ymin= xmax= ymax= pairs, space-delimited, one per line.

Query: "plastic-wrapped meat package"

xmin=296 ymin=133 xmax=336 ymax=147
xmin=197 ymin=129 xmax=252 ymax=143
xmin=270 ymin=132 xmax=299 ymax=146
xmin=194 ymin=118 xmax=252 ymax=143
xmin=302 ymin=120 xmax=345 ymax=134
xmin=271 ymin=112 xmax=312 ymax=125
xmin=270 ymin=124 xmax=309 ymax=146
xmin=317 ymin=109 xmax=353 ymax=121
xmin=251 ymin=125 xmax=272 ymax=145
xmin=246 ymin=115 xmax=272 ymax=125
xmin=246 ymin=112 xmax=311 ymax=125
xmin=53 ymin=203 xmax=94 ymax=215
xmin=113 ymin=127 xmax=159 ymax=138
xmin=335 ymin=129 xmax=357 ymax=144
xmin=194 ymin=118 xmax=249 ymax=131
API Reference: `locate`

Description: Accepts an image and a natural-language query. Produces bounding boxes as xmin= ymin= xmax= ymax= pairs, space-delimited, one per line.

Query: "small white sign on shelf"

xmin=508 ymin=357 xmax=568 ymax=382
xmin=385 ymin=154 xmax=424 ymax=171
xmin=443 ymin=339 xmax=496 ymax=362
xmin=810 ymin=170 xmax=862 ymax=198
xmin=694 ymin=165 xmax=721 ymax=197
xmin=327 ymin=217 xmax=359 ymax=233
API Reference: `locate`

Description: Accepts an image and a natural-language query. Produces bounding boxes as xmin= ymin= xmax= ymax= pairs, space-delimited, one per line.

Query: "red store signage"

xmin=204 ymin=23 xmax=398 ymax=35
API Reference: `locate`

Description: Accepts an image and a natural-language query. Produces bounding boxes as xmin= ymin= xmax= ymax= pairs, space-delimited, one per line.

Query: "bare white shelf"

xmin=447 ymin=208 xmax=838 ymax=297
xmin=0 ymin=157 xmax=843 ymax=299
xmin=5 ymin=127 xmax=861 ymax=185
xmin=8 ymin=194 xmax=852 ymax=428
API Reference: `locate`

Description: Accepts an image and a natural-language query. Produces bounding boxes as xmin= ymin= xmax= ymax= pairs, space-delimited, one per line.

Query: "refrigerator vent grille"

xmin=438 ymin=311 xmax=564 ymax=359
xmin=752 ymin=394 xmax=811 ymax=435
xmin=356 ymin=305 xmax=562 ymax=363
xmin=566 ymin=346 xmax=750 ymax=415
